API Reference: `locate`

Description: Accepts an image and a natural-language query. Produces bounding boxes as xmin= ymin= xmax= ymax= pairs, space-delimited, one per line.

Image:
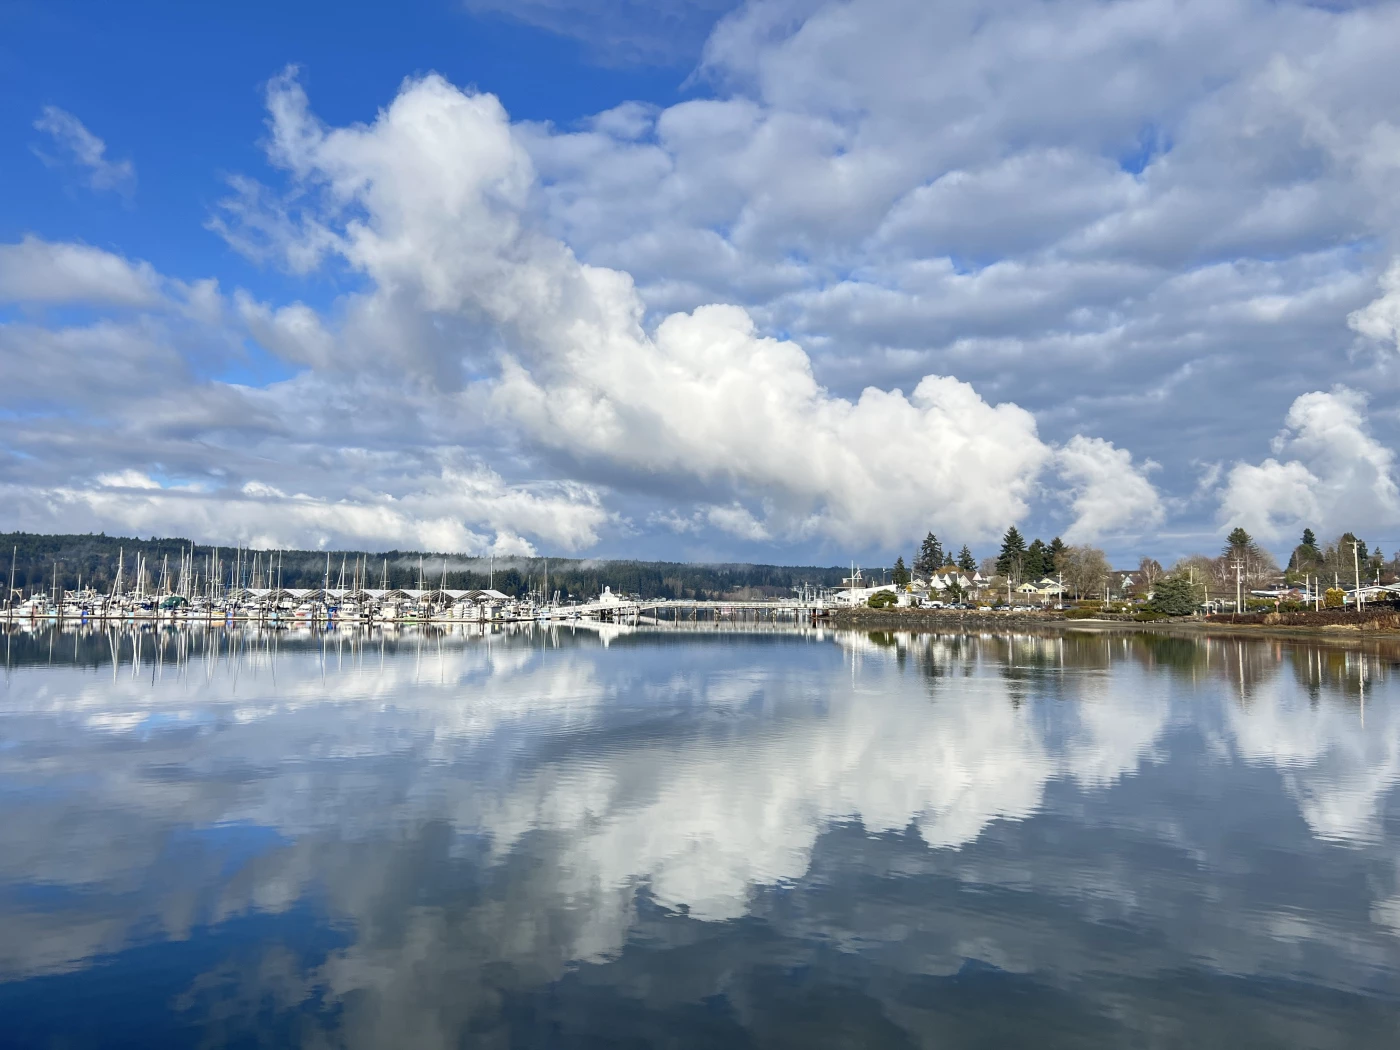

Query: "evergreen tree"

xmin=1291 ymin=527 xmax=1323 ymax=572
xmin=1223 ymin=526 xmax=1281 ymax=586
xmin=996 ymin=526 xmax=1028 ymax=580
xmin=892 ymin=556 xmax=910 ymax=586
xmin=1150 ymin=572 xmax=1199 ymax=616
xmin=957 ymin=545 xmax=976 ymax=573
xmin=1025 ymin=538 xmax=1048 ymax=580
xmin=1048 ymin=537 xmax=1067 ymax=571
xmin=914 ymin=533 xmax=943 ymax=576
xmin=1334 ymin=532 xmax=1369 ymax=576
xmin=1222 ymin=527 xmax=1260 ymax=560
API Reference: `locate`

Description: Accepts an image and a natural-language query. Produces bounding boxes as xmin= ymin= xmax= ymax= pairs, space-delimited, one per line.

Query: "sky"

xmin=3 ymin=0 xmax=1400 ymax=566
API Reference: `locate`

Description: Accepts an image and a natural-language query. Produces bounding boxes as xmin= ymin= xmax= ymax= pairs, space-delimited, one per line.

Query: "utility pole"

xmin=1351 ymin=540 xmax=1364 ymax=611
xmin=1233 ymin=559 xmax=1243 ymax=614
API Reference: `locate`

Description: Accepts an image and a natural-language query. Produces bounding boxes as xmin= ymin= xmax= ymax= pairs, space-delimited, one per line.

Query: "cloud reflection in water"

xmin=1 ymin=625 xmax=1398 ymax=1046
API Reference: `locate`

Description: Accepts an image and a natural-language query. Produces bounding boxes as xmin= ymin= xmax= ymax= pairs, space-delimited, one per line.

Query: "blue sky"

xmin=3 ymin=0 xmax=1400 ymax=565
xmin=1 ymin=0 xmax=696 ymax=291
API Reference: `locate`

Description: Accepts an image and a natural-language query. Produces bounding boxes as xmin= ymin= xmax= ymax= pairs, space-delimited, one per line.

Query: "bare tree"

xmin=1056 ymin=546 xmax=1111 ymax=599
xmin=1137 ymin=557 xmax=1164 ymax=593
xmin=1171 ymin=555 xmax=1227 ymax=603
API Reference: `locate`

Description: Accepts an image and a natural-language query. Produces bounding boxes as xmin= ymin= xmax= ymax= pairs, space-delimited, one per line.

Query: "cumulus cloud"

xmin=1219 ymin=387 xmax=1400 ymax=541
xmin=13 ymin=0 xmax=1400 ymax=557
xmin=0 ymin=237 xmax=161 ymax=307
xmin=32 ymin=106 xmax=135 ymax=195
xmin=214 ymin=70 xmax=1159 ymax=548
xmin=1056 ymin=435 xmax=1164 ymax=543
xmin=523 ymin=0 xmax=1400 ymax=510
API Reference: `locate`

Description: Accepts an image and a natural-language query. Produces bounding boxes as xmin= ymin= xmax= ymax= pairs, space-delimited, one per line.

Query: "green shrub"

xmin=867 ymin=591 xmax=897 ymax=609
xmin=1065 ymin=608 xmax=1100 ymax=619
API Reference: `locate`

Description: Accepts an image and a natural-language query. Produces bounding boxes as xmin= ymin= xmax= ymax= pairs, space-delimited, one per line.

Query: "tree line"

xmin=1132 ymin=526 xmax=1394 ymax=615
xmin=890 ymin=522 xmax=1385 ymax=606
xmin=892 ymin=527 xmax=1117 ymax=599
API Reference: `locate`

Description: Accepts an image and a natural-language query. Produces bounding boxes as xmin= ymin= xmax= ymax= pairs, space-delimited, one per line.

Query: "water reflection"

xmin=2 ymin=624 xmax=1399 ymax=1046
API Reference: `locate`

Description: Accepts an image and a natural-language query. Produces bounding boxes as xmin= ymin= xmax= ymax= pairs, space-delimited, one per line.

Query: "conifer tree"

xmin=1291 ymin=528 xmax=1323 ymax=572
xmin=957 ymin=545 xmax=976 ymax=573
xmin=1222 ymin=527 xmax=1260 ymax=560
xmin=996 ymin=526 xmax=1028 ymax=580
xmin=1025 ymin=538 xmax=1048 ymax=579
xmin=1149 ymin=572 xmax=1199 ymax=616
xmin=892 ymin=556 xmax=910 ymax=586
xmin=914 ymin=533 xmax=943 ymax=575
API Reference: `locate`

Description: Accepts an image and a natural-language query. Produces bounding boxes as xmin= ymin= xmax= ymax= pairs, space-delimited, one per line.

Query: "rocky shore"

xmin=831 ymin=607 xmax=1067 ymax=630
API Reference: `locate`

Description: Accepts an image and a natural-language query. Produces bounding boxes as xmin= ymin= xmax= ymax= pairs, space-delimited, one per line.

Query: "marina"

xmin=2 ymin=546 xmax=838 ymax=625
xmin=1 ymin=585 xmax=835 ymax=626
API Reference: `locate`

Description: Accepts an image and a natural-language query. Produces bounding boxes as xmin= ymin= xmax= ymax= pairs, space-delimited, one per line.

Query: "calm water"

xmin=2 ymin=624 xmax=1400 ymax=1048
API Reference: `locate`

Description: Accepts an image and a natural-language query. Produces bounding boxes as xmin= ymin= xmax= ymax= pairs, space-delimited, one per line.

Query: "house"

xmin=923 ymin=567 xmax=981 ymax=596
xmin=834 ymin=584 xmax=899 ymax=606
xmin=833 ymin=567 xmax=902 ymax=606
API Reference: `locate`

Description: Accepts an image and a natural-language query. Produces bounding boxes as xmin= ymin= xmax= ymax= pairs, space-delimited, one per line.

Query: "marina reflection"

xmin=2 ymin=625 xmax=1399 ymax=1046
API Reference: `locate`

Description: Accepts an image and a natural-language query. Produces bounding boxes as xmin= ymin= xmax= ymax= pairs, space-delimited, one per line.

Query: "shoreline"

xmin=829 ymin=607 xmax=1400 ymax=648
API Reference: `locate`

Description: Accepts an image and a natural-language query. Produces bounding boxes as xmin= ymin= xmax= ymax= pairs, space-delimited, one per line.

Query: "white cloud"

xmin=1056 ymin=435 xmax=1164 ymax=543
xmin=520 ymin=0 xmax=1400 ymax=521
xmin=704 ymin=502 xmax=771 ymax=541
xmin=94 ymin=470 xmax=163 ymax=490
xmin=32 ymin=106 xmax=135 ymax=195
xmin=235 ymin=292 xmax=337 ymax=369
xmin=5 ymin=461 xmax=607 ymax=554
xmin=0 ymin=237 xmax=161 ymax=306
xmin=1219 ymin=387 xmax=1400 ymax=541
xmin=1349 ymin=257 xmax=1400 ymax=352
xmin=213 ymin=70 xmax=1171 ymax=549
xmin=12 ymin=1 xmax=1400 ymax=558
